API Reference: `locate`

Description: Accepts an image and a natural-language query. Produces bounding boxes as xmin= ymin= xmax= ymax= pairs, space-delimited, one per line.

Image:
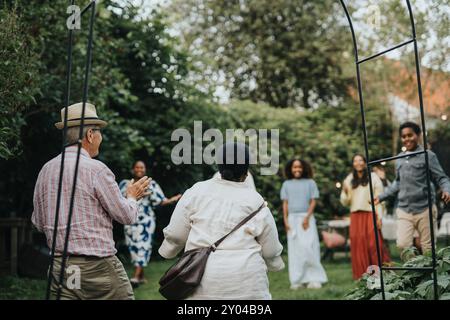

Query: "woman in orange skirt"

xmin=340 ymin=154 xmax=391 ymax=280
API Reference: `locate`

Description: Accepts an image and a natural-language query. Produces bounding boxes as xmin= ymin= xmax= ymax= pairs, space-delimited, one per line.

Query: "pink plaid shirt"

xmin=32 ymin=146 xmax=138 ymax=257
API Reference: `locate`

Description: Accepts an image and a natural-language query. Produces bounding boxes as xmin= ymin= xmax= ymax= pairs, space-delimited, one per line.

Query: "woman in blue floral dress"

xmin=119 ymin=160 xmax=181 ymax=286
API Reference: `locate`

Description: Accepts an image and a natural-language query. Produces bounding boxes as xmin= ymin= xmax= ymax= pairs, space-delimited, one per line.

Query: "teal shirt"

xmin=280 ymin=179 xmax=319 ymax=213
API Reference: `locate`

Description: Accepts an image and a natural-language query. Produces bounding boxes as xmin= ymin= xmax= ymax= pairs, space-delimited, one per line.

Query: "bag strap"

xmin=211 ymin=201 xmax=266 ymax=251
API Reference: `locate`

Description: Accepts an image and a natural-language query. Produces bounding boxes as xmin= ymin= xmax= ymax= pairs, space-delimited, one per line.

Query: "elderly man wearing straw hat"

xmin=32 ymin=102 xmax=151 ymax=300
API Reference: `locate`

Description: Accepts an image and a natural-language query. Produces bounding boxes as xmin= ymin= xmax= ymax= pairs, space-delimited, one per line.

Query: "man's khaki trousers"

xmin=396 ymin=206 xmax=438 ymax=253
xmin=50 ymin=255 xmax=134 ymax=300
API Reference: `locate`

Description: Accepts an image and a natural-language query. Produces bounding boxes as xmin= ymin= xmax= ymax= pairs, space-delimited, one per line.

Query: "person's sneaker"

xmin=307 ymin=282 xmax=322 ymax=289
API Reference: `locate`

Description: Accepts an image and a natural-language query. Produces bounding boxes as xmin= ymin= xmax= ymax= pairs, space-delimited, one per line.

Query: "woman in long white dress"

xmin=158 ymin=142 xmax=284 ymax=299
xmin=281 ymin=158 xmax=328 ymax=289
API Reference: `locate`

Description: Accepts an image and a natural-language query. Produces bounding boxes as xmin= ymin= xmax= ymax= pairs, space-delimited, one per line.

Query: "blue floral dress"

xmin=119 ymin=179 xmax=166 ymax=267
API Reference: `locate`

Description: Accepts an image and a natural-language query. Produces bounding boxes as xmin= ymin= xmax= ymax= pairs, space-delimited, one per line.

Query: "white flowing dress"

xmin=287 ymin=213 xmax=328 ymax=285
xmin=158 ymin=176 xmax=285 ymax=300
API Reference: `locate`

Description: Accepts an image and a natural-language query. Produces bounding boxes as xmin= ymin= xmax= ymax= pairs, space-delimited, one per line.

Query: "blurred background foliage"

xmin=0 ymin=0 xmax=448 ymax=249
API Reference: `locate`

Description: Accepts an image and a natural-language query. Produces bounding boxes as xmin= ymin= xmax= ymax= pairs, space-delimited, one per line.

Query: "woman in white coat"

xmin=158 ymin=142 xmax=284 ymax=299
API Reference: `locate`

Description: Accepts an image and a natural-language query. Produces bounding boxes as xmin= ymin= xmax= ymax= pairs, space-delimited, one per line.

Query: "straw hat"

xmin=55 ymin=102 xmax=108 ymax=129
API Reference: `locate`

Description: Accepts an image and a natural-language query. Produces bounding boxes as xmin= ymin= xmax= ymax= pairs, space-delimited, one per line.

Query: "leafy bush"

xmin=345 ymin=247 xmax=450 ymax=300
xmin=0 ymin=4 xmax=39 ymax=159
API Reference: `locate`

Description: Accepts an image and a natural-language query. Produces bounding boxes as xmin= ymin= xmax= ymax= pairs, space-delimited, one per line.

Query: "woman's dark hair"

xmin=284 ymin=158 xmax=313 ymax=179
xmin=132 ymin=160 xmax=146 ymax=169
xmin=399 ymin=121 xmax=421 ymax=135
xmin=217 ymin=142 xmax=250 ymax=182
xmin=351 ymin=154 xmax=369 ymax=189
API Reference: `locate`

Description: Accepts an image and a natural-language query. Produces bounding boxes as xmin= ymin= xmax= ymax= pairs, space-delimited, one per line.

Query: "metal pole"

xmin=340 ymin=0 xmax=386 ymax=299
xmin=45 ymin=0 xmax=75 ymax=300
xmin=405 ymin=0 xmax=439 ymax=300
xmin=56 ymin=1 xmax=96 ymax=300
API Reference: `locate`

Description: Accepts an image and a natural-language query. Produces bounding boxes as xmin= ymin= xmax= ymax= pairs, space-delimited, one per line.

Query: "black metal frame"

xmin=340 ymin=0 xmax=439 ymax=300
xmin=43 ymin=0 xmax=439 ymax=301
xmin=45 ymin=0 xmax=97 ymax=300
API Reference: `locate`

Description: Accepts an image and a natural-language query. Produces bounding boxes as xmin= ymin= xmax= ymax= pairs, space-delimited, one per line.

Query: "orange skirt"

xmin=350 ymin=211 xmax=391 ymax=280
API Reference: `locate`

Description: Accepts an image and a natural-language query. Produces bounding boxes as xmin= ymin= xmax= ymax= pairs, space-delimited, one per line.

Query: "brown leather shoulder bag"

xmin=159 ymin=201 xmax=266 ymax=300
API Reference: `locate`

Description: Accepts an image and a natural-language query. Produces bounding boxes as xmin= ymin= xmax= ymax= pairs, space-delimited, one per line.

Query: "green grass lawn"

xmin=0 ymin=254 xmax=357 ymax=300
xmin=131 ymin=254 xmax=356 ymax=300
xmin=0 ymin=243 xmax=405 ymax=300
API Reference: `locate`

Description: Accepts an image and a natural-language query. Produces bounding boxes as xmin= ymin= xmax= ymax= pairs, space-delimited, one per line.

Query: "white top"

xmin=158 ymin=176 xmax=284 ymax=300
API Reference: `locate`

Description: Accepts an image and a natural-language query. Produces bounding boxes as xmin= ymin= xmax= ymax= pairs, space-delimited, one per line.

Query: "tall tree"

xmin=168 ymin=0 xmax=353 ymax=108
